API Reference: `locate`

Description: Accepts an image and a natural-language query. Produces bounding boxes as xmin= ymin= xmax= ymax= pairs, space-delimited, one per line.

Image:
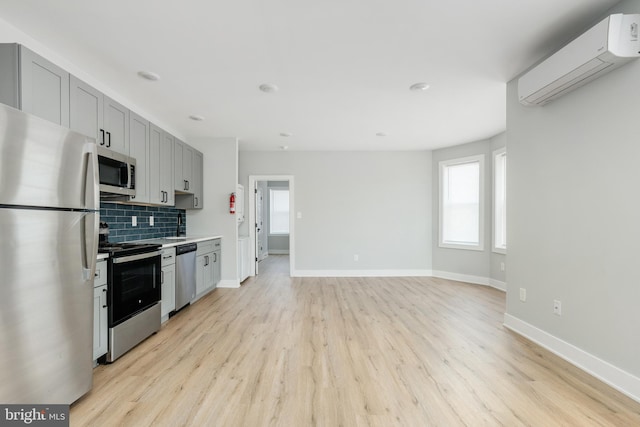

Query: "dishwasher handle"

xmin=176 ymin=243 xmax=197 ymax=255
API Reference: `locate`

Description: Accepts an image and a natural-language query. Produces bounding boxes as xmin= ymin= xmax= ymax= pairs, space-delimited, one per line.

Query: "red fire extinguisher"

xmin=229 ymin=192 xmax=236 ymax=214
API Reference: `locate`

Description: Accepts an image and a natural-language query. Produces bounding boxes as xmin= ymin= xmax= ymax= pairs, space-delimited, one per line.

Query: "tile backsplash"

xmin=100 ymin=202 xmax=186 ymax=243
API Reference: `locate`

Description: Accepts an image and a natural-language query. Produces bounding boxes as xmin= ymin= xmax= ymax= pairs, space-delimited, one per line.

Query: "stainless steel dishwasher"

xmin=175 ymin=243 xmax=197 ymax=312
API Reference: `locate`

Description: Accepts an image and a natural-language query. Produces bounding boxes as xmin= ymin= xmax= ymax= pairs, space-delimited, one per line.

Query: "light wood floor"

xmin=71 ymin=255 xmax=640 ymax=426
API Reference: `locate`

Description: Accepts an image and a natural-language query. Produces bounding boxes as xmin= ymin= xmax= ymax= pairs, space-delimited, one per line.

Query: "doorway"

xmin=248 ymin=175 xmax=295 ymax=277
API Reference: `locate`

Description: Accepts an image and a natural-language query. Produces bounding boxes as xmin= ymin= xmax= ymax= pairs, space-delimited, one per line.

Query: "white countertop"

xmin=96 ymin=235 xmax=223 ymax=259
xmin=135 ymin=235 xmax=223 ymax=248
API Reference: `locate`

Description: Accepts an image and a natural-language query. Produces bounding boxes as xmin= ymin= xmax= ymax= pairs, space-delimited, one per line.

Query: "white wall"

xmin=431 ymin=133 xmax=506 ymax=289
xmin=188 ymin=137 xmax=239 ymax=287
xmin=505 ymin=0 xmax=640 ymax=399
xmin=239 ymin=151 xmax=432 ymax=275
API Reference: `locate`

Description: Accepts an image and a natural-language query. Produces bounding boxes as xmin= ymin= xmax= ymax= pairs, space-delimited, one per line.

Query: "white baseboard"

xmin=489 ymin=278 xmax=507 ymax=291
xmin=293 ymin=269 xmax=433 ymax=278
xmin=504 ymin=313 xmax=640 ymax=404
xmin=431 ymin=270 xmax=506 ymax=292
xmin=217 ymin=279 xmax=240 ymax=288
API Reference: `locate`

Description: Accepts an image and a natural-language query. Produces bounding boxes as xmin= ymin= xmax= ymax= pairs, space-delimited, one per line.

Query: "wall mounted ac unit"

xmin=518 ymin=13 xmax=640 ymax=106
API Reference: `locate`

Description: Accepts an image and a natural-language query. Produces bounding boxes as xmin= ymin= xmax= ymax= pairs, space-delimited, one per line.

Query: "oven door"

xmin=109 ymin=252 xmax=161 ymax=326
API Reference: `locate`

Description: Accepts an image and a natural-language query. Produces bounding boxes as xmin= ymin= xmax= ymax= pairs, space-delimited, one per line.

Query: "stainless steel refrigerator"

xmin=0 ymin=104 xmax=99 ymax=404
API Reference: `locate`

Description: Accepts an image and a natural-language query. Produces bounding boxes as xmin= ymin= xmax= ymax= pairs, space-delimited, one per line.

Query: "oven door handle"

xmin=112 ymin=250 xmax=162 ymax=264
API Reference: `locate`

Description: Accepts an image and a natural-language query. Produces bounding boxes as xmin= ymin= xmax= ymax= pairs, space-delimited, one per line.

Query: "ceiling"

xmin=0 ymin=0 xmax=620 ymax=151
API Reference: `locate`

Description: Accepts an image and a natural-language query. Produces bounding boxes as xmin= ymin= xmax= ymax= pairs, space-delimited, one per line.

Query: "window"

xmin=439 ymin=155 xmax=484 ymax=250
xmin=269 ymin=189 xmax=289 ymax=234
xmin=493 ymin=148 xmax=507 ymax=253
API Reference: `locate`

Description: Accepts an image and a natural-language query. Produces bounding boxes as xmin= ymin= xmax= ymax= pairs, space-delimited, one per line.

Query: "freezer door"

xmin=0 ymin=209 xmax=95 ymax=404
xmin=0 ymin=103 xmax=98 ymax=210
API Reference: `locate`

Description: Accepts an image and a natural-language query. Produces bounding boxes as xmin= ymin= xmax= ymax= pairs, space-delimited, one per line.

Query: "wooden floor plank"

xmin=71 ymin=255 xmax=640 ymax=426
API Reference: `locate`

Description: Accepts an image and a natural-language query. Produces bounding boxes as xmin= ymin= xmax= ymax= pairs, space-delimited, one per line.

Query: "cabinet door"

xmin=212 ymin=250 xmax=221 ymax=288
xmin=161 ymin=132 xmax=175 ymax=205
xmin=104 ymin=96 xmax=129 ymax=154
xmin=93 ymin=285 xmax=108 ymax=360
xmin=182 ymin=144 xmax=194 ymax=192
xmin=204 ymin=253 xmax=214 ymax=291
xmin=174 ymin=139 xmax=184 ymax=191
xmin=129 ymin=112 xmax=150 ymax=203
xmin=19 ymin=47 xmax=70 ymax=127
xmin=161 ymin=263 xmax=176 ymax=319
xmin=195 ymin=254 xmax=206 ymax=295
xmin=193 ymin=150 xmax=203 ymax=209
xmin=70 ymin=76 xmax=103 ymax=144
xmin=148 ymin=123 xmax=163 ymax=205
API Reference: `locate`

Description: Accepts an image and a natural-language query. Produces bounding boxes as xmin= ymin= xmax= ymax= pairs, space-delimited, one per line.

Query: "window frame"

xmin=493 ymin=147 xmax=507 ymax=254
xmin=268 ymin=188 xmax=290 ymax=236
xmin=438 ymin=154 xmax=485 ymax=251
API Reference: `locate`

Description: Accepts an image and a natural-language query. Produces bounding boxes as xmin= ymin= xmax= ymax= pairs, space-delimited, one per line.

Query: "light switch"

xmin=132 ymin=216 xmax=137 ymax=227
xmin=149 ymin=216 xmax=154 ymax=226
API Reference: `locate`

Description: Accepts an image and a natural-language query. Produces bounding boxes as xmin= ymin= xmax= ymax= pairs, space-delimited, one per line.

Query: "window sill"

xmin=439 ymin=242 xmax=484 ymax=252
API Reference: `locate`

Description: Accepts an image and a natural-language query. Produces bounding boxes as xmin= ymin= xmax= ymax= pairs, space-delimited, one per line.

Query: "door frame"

xmin=248 ymin=175 xmax=295 ymax=277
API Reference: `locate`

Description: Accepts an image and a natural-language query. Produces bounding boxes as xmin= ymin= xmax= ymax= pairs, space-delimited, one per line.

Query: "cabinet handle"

xmin=100 ymin=129 xmax=105 ymax=145
xmin=195 ymin=197 xmax=198 ymax=207
xmin=162 ymin=255 xmax=173 ymax=259
xmin=102 ymin=304 xmax=107 ymax=308
xmin=103 ymin=289 xmax=106 ymax=293
xmin=186 ymin=180 xmax=190 ymax=191
xmin=213 ymin=253 xmax=217 ymax=262
xmin=106 ymin=131 xmax=111 ymax=147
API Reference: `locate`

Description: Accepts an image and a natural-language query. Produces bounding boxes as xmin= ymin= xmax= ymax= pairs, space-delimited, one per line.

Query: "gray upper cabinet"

xmin=174 ymin=139 xmax=194 ymax=193
xmin=149 ymin=125 xmax=175 ymax=206
xmin=70 ymin=76 xmax=129 ymax=154
xmin=129 ymin=112 xmax=150 ymax=204
xmin=0 ymin=44 xmax=69 ymax=127
xmin=176 ymin=147 xmax=203 ymax=210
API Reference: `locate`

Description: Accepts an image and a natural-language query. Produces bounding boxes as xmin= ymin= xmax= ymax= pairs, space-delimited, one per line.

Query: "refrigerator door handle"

xmin=83 ymin=142 xmax=99 ymax=211
xmin=81 ymin=142 xmax=99 ymax=282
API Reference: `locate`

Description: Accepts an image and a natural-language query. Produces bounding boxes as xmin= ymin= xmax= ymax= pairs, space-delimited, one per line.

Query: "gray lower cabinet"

xmin=129 ymin=112 xmax=150 ymax=204
xmin=212 ymin=240 xmax=221 ymax=287
xmin=160 ymin=248 xmax=176 ymax=321
xmin=149 ymin=124 xmax=175 ymax=205
xmin=195 ymin=239 xmax=219 ymax=298
xmin=70 ymin=76 xmax=129 ymax=155
xmin=93 ymin=260 xmax=108 ymax=361
xmin=0 ymin=43 xmax=69 ymax=127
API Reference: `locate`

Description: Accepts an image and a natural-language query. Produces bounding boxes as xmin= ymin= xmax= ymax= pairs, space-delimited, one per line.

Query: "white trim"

xmin=293 ymin=270 xmax=433 ymax=278
xmin=438 ymin=154 xmax=485 ymax=251
xmin=217 ymin=279 xmax=241 ymax=288
xmin=492 ymin=147 xmax=507 ymax=254
xmin=504 ymin=314 xmax=640 ymax=404
xmin=431 ymin=270 xmax=489 ymax=286
xmin=248 ymin=175 xmax=295 ymax=278
xmin=488 ymin=278 xmax=507 ymax=292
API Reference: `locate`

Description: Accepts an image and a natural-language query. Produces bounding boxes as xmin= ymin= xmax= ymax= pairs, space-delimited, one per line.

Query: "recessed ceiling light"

xmin=137 ymin=71 xmax=161 ymax=81
xmin=189 ymin=115 xmax=205 ymax=121
xmin=376 ymin=132 xmax=387 ymax=137
xmin=259 ymin=83 xmax=279 ymax=93
xmin=280 ymin=132 xmax=292 ymax=137
xmin=409 ymin=82 xmax=430 ymax=91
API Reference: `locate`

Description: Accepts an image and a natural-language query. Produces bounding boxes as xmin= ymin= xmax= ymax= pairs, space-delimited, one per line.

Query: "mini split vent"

xmin=518 ymin=13 xmax=640 ymax=106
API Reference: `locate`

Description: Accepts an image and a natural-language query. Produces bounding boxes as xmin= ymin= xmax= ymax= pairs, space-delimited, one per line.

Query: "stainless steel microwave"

xmin=97 ymin=146 xmax=136 ymax=197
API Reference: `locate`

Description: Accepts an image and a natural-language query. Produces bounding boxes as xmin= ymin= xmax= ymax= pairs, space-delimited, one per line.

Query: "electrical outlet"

xmin=354 ymin=254 xmax=359 ymax=262
xmin=149 ymin=216 xmax=154 ymax=226
xmin=519 ymin=288 xmax=526 ymax=302
xmin=553 ymin=300 xmax=562 ymax=315
xmin=132 ymin=216 xmax=137 ymax=227
xmin=500 ymin=262 xmax=505 ymax=272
